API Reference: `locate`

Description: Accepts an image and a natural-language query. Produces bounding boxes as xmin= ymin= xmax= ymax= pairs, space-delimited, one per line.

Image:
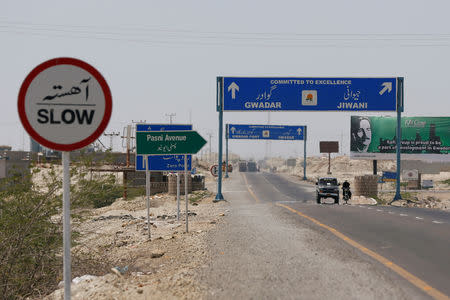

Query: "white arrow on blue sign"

xmin=221 ymin=77 xmax=397 ymax=111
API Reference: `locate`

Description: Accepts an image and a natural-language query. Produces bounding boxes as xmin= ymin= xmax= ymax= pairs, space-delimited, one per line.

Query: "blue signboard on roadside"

xmin=222 ymin=77 xmax=397 ymax=111
xmin=227 ymin=124 xmax=304 ymax=140
xmin=135 ymin=124 xmax=193 ymax=171
xmin=136 ymin=155 xmax=192 ymax=171
xmin=382 ymin=171 xmax=397 ymax=182
xmin=136 ymin=124 xmax=192 ymax=132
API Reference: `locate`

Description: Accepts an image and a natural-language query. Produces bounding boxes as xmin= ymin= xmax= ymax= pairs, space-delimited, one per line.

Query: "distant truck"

xmin=238 ymin=161 xmax=247 ymax=172
xmin=247 ymin=161 xmax=258 ymax=172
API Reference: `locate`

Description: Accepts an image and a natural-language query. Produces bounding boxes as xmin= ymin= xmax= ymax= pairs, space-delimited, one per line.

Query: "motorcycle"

xmin=342 ymin=187 xmax=352 ymax=204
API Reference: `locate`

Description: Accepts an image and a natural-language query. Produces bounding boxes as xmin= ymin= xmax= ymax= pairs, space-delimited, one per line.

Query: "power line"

xmin=1 ymin=20 xmax=449 ymax=38
xmin=3 ymin=28 xmax=450 ymax=49
xmin=3 ymin=23 xmax=450 ymax=42
xmin=1 ymin=21 xmax=450 ymax=48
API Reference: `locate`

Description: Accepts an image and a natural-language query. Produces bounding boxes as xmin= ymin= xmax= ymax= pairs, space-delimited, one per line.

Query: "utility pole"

xmin=206 ymin=132 xmax=213 ymax=162
xmin=103 ymin=131 xmax=120 ymax=151
xmin=121 ymin=125 xmax=133 ymax=166
xmin=165 ymin=113 xmax=176 ymax=124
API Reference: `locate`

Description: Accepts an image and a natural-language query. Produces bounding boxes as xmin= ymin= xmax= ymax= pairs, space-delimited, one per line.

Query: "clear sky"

xmin=1 ymin=0 xmax=450 ymax=159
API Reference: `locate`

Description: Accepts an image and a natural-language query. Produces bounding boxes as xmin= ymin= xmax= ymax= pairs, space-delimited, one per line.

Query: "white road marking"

xmin=376 ymin=209 xmax=383 ymax=212
xmin=368 ymin=207 xmax=373 ymax=210
xmin=388 ymin=212 xmax=395 ymax=214
xmin=415 ymin=217 xmax=424 ymax=220
xmin=400 ymin=214 xmax=408 ymax=216
xmin=432 ymin=220 xmax=444 ymax=224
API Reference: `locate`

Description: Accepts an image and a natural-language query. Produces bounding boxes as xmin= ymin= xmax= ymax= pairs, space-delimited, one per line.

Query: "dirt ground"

xmin=41 ymin=156 xmax=449 ymax=299
xmin=43 ymin=173 xmax=228 ymax=300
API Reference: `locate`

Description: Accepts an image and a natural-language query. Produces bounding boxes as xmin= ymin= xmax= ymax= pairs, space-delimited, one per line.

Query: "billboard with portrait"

xmin=350 ymin=116 xmax=450 ymax=160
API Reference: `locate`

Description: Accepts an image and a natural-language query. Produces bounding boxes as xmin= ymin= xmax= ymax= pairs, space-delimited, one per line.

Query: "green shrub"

xmin=72 ymin=175 xmax=122 ymax=208
xmin=0 ymin=168 xmax=62 ymax=299
xmin=126 ymin=186 xmax=146 ymax=199
xmin=70 ymin=152 xmax=123 ymax=208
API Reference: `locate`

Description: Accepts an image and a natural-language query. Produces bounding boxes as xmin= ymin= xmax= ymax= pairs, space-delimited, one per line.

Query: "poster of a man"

xmin=351 ymin=117 xmax=372 ymax=152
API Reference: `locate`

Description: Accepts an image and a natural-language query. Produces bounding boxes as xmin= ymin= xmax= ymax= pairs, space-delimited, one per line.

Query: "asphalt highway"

xmin=200 ymin=171 xmax=450 ymax=300
xmin=247 ymin=171 xmax=450 ymax=299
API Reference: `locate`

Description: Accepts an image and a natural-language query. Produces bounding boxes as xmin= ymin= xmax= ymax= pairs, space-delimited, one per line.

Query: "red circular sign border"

xmin=18 ymin=57 xmax=112 ymax=152
xmin=210 ymin=164 xmax=219 ymax=177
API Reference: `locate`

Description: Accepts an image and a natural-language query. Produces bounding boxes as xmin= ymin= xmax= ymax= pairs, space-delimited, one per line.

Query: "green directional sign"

xmin=136 ymin=131 xmax=207 ymax=155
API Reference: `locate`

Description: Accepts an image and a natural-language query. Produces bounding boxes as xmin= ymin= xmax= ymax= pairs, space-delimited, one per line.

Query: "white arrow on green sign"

xmin=136 ymin=131 xmax=207 ymax=155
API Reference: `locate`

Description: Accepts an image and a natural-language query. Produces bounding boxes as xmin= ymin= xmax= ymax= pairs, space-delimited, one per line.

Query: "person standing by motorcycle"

xmin=342 ymin=180 xmax=352 ymax=204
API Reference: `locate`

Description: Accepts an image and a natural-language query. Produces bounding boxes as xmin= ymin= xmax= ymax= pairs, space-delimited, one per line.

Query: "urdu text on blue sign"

xmin=222 ymin=77 xmax=397 ymax=111
xmin=136 ymin=124 xmax=192 ymax=171
xmin=227 ymin=124 xmax=304 ymax=140
xmin=135 ymin=155 xmax=192 ymax=172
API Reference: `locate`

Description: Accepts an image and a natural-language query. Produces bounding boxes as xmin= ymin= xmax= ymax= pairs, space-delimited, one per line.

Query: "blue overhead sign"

xmin=136 ymin=155 xmax=192 ymax=171
xmin=221 ymin=77 xmax=397 ymax=111
xmin=136 ymin=124 xmax=192 ymax=132
xmin=227 ymin=124 xmax=304 ymax=140
xmin=135 ymin=124 xmax=193 ymax=171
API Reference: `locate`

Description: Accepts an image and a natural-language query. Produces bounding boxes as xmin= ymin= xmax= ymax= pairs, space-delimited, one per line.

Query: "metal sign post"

xmin=177 ymin=172 xmax=180 ymax=221
xmin=393 ymin=77 xmax=404 ymax=201
xmin=215 ymin=106 xmax=224 ymax=201
xmin=303 ymin=126 xmax=307 ymax=180
xmin=62 ymin=152 xmax=71 ymax=300
xmin=145 ymin=155 xmax=151 ymax=239
xmin=215 ymin=77 xmax=225 ymax=201
xmin=185 ymin=154 xmax=189 ymax=232
xmin=225 ymin=124 xmax=229 ymax=178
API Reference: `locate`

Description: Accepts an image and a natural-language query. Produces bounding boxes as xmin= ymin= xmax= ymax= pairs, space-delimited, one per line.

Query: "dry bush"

xmin=0 ymin=167 xmax=62 ymax=299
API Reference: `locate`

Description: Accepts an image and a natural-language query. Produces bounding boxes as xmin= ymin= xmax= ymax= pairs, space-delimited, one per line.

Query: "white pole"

xmin=146 ymin=155 xmax=151 ymax=239
xmin=185 ymin=154 xmax=188 ymax=233
xmin=62 ymin=151 xmax=71 ymax=300
xmin=177 ymin=172 xmax=180 ymax=221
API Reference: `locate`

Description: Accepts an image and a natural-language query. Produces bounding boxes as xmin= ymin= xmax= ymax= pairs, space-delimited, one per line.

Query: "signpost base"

xmin=393 ymin=193 xmax=402 ymax=201
xmin=214 ymin=193 xmax=225 ymax=202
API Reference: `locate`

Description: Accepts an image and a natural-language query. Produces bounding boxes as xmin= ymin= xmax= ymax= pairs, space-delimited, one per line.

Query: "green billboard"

xmin=350 ymin=116 xmax=450 ymax=160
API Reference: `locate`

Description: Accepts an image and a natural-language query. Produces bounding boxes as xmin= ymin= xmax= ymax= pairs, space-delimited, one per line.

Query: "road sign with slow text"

xmin=18 ymin=57 xmax=112 ymax=151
